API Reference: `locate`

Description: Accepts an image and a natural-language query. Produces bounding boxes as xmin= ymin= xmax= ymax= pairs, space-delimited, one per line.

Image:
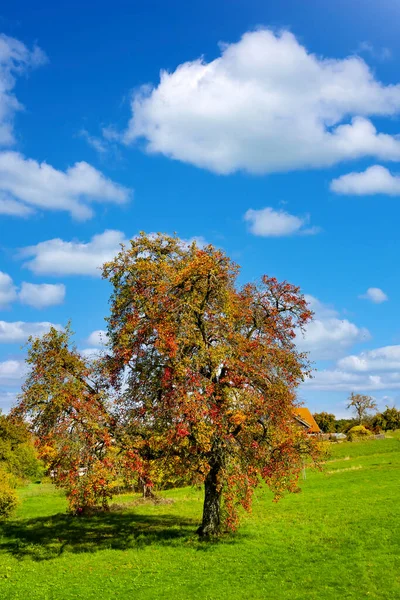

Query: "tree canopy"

xmin=15 ymin=233 xmax=321 ymax=535
xmin=313 ymin=412 xmax=336 ymax=433
xmin=346 ymin=393 xmax=377 ymax=424
xmin=372 ymin=406 xmax=400 ymax=431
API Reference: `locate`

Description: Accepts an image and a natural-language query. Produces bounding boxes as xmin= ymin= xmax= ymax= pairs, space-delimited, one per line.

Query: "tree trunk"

xmin=197 ymin=457 xmax=223 ymax=537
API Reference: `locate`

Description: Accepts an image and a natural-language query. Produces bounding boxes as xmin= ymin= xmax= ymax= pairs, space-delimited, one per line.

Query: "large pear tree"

xmin=15 ymin=233 xmax=320 ymax=536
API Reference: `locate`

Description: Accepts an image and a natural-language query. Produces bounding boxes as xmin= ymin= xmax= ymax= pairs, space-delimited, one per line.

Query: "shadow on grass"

xmin=0 ymin=511 xmax=200 ymax=561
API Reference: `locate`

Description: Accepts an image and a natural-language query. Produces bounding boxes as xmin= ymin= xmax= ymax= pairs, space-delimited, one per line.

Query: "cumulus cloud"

xmin=0 ymin=36 xmax=131 ymax=220
xmin=20 ymin=231 xmax=207 ymax=277
xmin=0 ymin=34 xmax=47 ymax=146
xmin=21 ymin=230 xmax=127 ymax=276
xmin=303 ymin=344 xmax=400 ymax=392
xmin=0 ymin=271 xmax=17 ymax=307
xmin=338 ymin=345 xmax=400 ymax=372
xmin=0 ymin=195 xmax=34 ymax=216
xmin=0 ymin=273 xmax=65 ymax=309
xmin=331 ymin=165 xmax=400 ymax=196
xmin=0 ymin=359 xmax=26 ymax=385
xmin=303 ymin=369 xmax=400 ymax=392
xmin=0 ymin=391 xmax=17 ymax=413
xmin=359 ymin=287 xmax=388 ymax=304
xmin=0 ymin=152 xmax=131 ymax=220
xmin=296 ymin=295 xmax=370 ymax=360
xmin=123 ymin=29 xmax=400 ymax=174
xmin=86 ymin=329 xmax=109 ymax=347
xmin=0 ymin=321 xmax=61 ymax=343
xmin=19 ymin=282 xmax=65 ymax=309
xmin=244 ymin=206 xmax=319 ymax=237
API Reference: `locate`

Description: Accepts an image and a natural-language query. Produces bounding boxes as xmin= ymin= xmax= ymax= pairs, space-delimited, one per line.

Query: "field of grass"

xmin=0 ymin=433 xmax=399 ymax=599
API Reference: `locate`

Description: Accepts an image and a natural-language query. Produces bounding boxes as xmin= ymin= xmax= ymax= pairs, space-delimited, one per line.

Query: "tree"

xmin=15 ymin=234 xmax=321 ymax=536
xmin=0 ymin=410 xmax=41 ymax=481
xmin=0 ymin=411 xmax=41 ymax=519
xmin=346 ymin=393 xmax=377 ymax=424
xmin=102 ymin=233 xmax=320 ymax=535
xmin=12 ymin=326 xmax=130 ymax=514
xmin=313 ymin=412 xmax=336 ymax=433
xmin=334 ymin=418 xmax=357 ymax=433
xmin=372 ymin=406 xmax=400 ymax=431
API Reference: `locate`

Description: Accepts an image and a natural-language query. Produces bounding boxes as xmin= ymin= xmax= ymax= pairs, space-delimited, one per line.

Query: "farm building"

xmin=293 ymin=407 xmax=321 ymax=434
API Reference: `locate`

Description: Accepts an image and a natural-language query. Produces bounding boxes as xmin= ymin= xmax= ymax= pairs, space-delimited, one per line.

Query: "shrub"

xmin=347 ymin=425 xmax=372 ymax=441
xmin=0 ymin=413 xmax=42 ymax=482
xmin=0 ymin=469 xmax=18 ymax=519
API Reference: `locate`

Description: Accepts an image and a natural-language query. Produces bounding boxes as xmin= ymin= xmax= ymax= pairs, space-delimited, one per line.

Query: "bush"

xmin=347 ymin=425 xmax=372 ymax=441
xmin=0 ymin=469 xmax=18 ymax=519
xmin=0 ymin=414 xmax=43 ymax=482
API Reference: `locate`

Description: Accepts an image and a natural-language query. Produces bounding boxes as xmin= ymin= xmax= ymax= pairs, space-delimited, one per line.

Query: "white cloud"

xmin=296 ymin=295 xmax=370 ymax=360
xmin=78 ymin=129 xmax=108 ymax=154
xmin=304 ymin=369 xmax=400 ymax=392
xmin=80 ymin=348 xmax=103 ymax=359
xmin=360 ymin=287 xmax=388 ymax=304
xmin=244 ymin=206 xmax=319 ymax=237
xmin=0 ymin=151 xmax=131 ymax=220
xmin=0 ymin=359 xmax=26 ymax=385
xmin=0 ymin=34 xmax=47 ymax=146
xmin=21 ymin=231 xmax=207 ymax=277
xmin=21 ymin=230 xmax=127 ymax=276
xmin=0 ymin=35 xmax=130 ymax=220
xmin=123 ymin=29 xmax=400 ymax=174
xmin=303 ymin=344 xmax=400 ymax=392
xmin=0 ymin=195 xmax=34 ymax=216
xmin=0 ymin=271 xmax=17 ymax=307
xmin=331 ymin=165 xmax=400 ymax=196
xmin=338 ymin=345 xmax=400 ymax=372
xmin=19 ymin=282 xmax=65 ymax=309
xmin=0 ymin=273 xmax=66 ymax=309
xmin=183 ymin=236 xmax=208 ymax=248
xmin=87 ymin=329 xmax=109 ymax=347
xmin=0 ymin=321 xmax=61 ymax=343
xmin=0 ymin=391 xmax=17 ymax=413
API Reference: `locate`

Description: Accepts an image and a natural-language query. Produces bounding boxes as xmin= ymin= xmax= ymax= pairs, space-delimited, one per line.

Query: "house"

xmin=293 ymin=407 xmax=321 ymax=434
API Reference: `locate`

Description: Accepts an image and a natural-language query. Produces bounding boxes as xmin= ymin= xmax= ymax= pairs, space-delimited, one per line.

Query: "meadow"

xmin=0 ymin=434 xmax=399 ymax=600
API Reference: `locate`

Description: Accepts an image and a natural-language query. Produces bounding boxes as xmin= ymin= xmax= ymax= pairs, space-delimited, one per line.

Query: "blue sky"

xmin=1 ymin=0 xmax=400 ymax=416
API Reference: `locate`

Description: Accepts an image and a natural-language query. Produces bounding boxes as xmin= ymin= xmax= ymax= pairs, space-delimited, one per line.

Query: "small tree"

xmin=313 ymin=412 xmax=336 ymax=433
xmin=346 ymin=393 xmax=377 ymax=424
xmin=13 ymin=326 xmax=130 ymax=514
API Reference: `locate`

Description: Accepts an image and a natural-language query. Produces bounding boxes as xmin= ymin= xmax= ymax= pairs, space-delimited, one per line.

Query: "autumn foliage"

xmin=15 ymin=233 xmax=321 ymax=535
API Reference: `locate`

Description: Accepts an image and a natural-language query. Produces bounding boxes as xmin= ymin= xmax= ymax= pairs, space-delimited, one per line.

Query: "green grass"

xmin=0 ymin=434 xmax=399 ymax=599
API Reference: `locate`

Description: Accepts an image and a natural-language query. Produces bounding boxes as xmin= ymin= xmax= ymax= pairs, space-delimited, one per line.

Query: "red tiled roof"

xmin=293 ymin=407 xmax=321 ymax=433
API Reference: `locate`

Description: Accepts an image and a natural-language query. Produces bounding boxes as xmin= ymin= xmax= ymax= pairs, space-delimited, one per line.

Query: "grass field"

xmin=0 ymin=434 xmax=399 ymax=599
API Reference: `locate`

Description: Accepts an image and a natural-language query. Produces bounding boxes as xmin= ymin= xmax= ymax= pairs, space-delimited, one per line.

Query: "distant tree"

xmin=346 ymin=393 xmax=377 ymax=424
xmin=15 ymin=233 xmax=322 ymax=536
xmin=313 ymin=412 xmax=336 ymax=433
xmin=372 ymin=406 xmax=400 ymax=431
xmin=334 ymin=418 xmax=357 ymax=433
